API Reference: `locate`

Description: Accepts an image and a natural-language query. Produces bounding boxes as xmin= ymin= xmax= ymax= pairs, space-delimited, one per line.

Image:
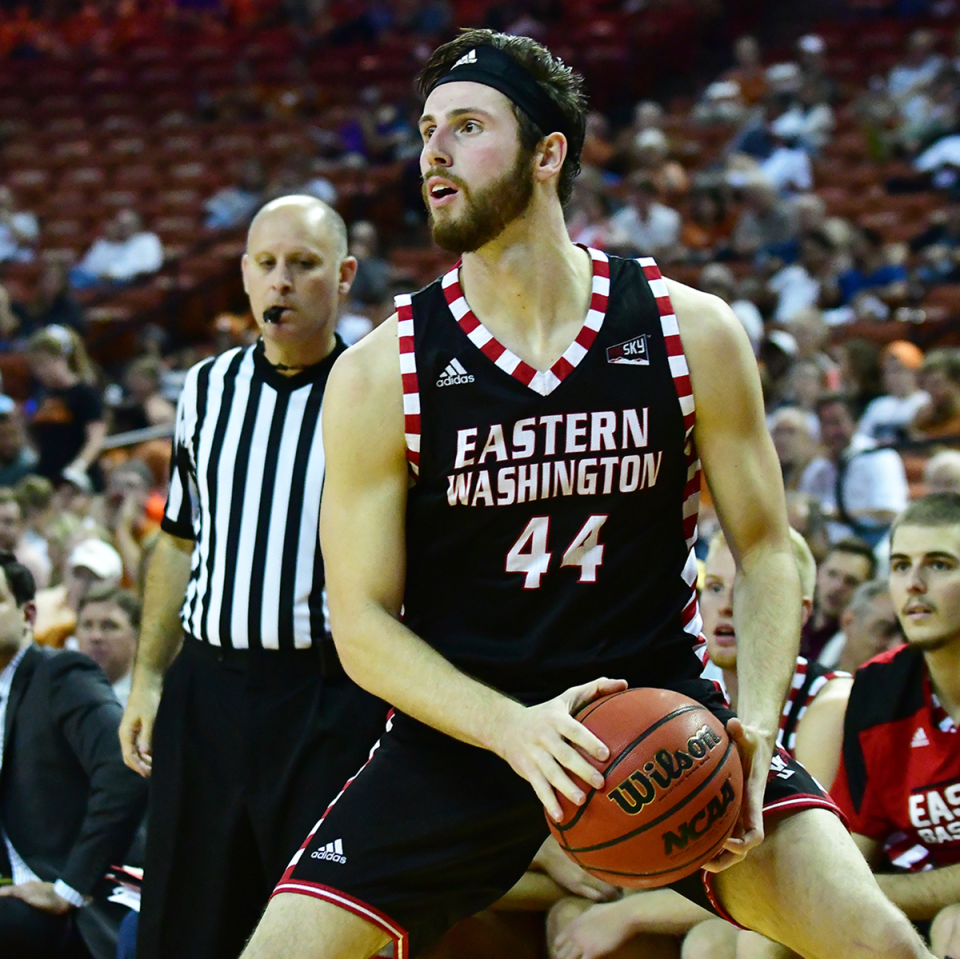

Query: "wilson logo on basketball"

xmin=661 ymin=776 xmax=738 ymax=855
xmin=607 ymin=724 xmax=723 ymax=816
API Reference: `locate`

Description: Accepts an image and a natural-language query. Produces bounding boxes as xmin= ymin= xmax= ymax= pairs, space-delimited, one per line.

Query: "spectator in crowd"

xmin=818 ymin=579 xmax=903 ymax=671
xmin=786 ymin=490 xmax=831 ymax=564
xmin=698 ymin=263 xmax=763 ymax=353
xmin=346 ymin=220 xmax=394 ymax=309
xmin=925 ymin=449 xmax=960 ymax=494
xmin=203 ymin=157 xmax=266 ymax=230
xmin=801 ymin=393 xmax=909 ymax=542
xmin=838 ymin=339 xmax=886 ymax=420
xmin=628 ymin=128 xmax=688 ymax=202
xmin=109 ymin=357 xmax=176 ymax=435
xmin=565 ymin=182 xmax=627 ymax=251
xmin=889 ymin=29 xmax=945 ymax=103
xmin=897 ymin=66 xmax=959 ymax=155
xmin=796 ymin=33 xmax=837 ymax=104
xmin=90 ymin=460 xmax=158 ymax=589
xmin=782 ymin=359 xmax=826 ymax=435
xmin=75 ymin=585 xmax=139 ymax=707
xmin=580 ymin=110 xmax=615 ymax=172
xmin=770 ymin=78 xmax=835 ymax=154
xmin=608 ymin=173 xmax=681 ymax=260
xmin=547 ymin=528 xmax=852 ymax=959
xmin=838 ymin=227 xmax=909 ymax=306
xmin=799 ymin=538 xmax=877 ymax=662
xmin=33 ymin=538 xmax=123 ymax=650
xmin=0 ymin=186 xmax=38 ymax=263
xmin=10 ymin=259 xmax=85 ymax=339
xmin=69 ymin=210 xmax=163 ymax=289
xmin=768 ymin=231 xmax=838 ymax=322
xmin=910 ymin=200 xmax=960 ymax=255
xmin=724 ymin=34 xmax=768 ymax=106
xmin=0 ymin=486 xmax=49 ymax=589
xmin=858 ymin=341 xmax=929 ymax=445
xmin=730 ymin=179 xmax=796 ymax=261
xmin=0 ymin=396 xmax=37 ymax=487
xmin=692 ymin=79 xmax=748 ymax=127
xmin=15 ymin=474 xmax=53 ymax=567
xmin=831 ymin=493 xmax=960 ymax=959
xmin=787 ymin=305 xmax=840 ymax=384
xmin=681 ymin=186 xmax=736 ymax=261
xmin=0 ymin=550 xmax=146 ymax=959
xmin=913 ymin=348 xmax=960 ymax=440
xmin=26 ymin=325 xmax=106 ymax=493
xmin=758 ymin=122 xmax=814 ymax=195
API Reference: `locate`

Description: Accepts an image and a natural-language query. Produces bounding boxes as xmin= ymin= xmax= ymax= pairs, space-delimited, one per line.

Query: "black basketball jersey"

xmin=397 ymin=249 xmax=704 ymax=704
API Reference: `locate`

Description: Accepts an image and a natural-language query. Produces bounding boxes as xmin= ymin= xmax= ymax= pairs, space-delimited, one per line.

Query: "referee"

xmin=119 ymin=196 xmax=388 ymax=959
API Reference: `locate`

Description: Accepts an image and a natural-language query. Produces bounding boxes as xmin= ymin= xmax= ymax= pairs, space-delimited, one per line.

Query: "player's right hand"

xmin=119 ymin=677 xmax=162 ymax=777
xmin=495 ymin=677 xmax=627 ymax=823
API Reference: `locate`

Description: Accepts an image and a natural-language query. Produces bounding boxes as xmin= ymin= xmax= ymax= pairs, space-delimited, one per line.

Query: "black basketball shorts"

xmin=273 ymin=681 xmax=844 ymax=957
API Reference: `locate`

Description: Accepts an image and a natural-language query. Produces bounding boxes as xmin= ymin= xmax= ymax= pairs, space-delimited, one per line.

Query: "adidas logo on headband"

xmin=453 ymin=49 xmax=477 ymax=67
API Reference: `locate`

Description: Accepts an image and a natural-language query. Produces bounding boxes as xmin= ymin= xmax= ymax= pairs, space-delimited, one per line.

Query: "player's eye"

xmin=462 ymin=120 xmax=481 ymax=133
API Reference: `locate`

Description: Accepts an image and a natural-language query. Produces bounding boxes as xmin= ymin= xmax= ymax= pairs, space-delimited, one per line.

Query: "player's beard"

xmin=425 ymin=146 xmax=536 ymax=254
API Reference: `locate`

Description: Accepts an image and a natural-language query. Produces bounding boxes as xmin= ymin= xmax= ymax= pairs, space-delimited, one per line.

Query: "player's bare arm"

xmin=119 ymin=530 xmax=192 ymax=776
xmin=321 ymin=316 xmax=622 ymax=822
xmin=792 ymin=675 xmax=852 ymax=789
xmin=671 ymin=279 xmax=801 ymax=867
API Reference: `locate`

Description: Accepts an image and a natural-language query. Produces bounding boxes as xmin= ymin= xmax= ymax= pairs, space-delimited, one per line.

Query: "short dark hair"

xmin=891 ymin=492 xmax=960 ymax=542
xmin=418 ymin=29 xmax=588 ymax=205
xmin=814 ymin=391 xmax=857 ymax=419
xmin=78 ymin=584 xmax=142 ymax=630
xmin=826 ymin=537 xmax=877 ymax=579
xmin=0 ymin=550 xmax=35 ymax=606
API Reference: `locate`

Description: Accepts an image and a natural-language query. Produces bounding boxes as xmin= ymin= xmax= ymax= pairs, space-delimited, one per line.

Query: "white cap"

xmin=798 ymin=34 xmax=825 ymax=54
xmin=706 ymin=80 xmax=741 ymax=101
xmin=68 ymin=539 xmax=123 ymax=582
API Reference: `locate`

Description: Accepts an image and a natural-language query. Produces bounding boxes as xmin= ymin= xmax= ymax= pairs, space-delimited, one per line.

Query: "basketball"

xmin=548 ymin=688 xmax=743 ymax=889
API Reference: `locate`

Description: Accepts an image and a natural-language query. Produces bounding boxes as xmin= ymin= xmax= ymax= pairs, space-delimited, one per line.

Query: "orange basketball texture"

xmin=548 ymin=688 xmax=743 ymax=888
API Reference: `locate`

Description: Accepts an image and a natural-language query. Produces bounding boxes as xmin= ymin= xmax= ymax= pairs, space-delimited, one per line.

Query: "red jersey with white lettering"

xmin=831 ymin=643 xmax=960 ymax=871
xmin=396 ymin=250 xmax=704 ymax=704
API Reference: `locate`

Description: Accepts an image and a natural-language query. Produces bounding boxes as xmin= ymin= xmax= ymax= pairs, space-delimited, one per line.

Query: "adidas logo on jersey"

xmin=607 ymin=334 xmax=650 ymax=366
xmin=453 ymin=49 xmax=478 ymax=67
xmin=310 ymin=839 xmax=346 ymax=864
xmin=911 ymin=727 xmax=930 ymax=748
xmin=437 ymin=358 xmax=475 ymax=387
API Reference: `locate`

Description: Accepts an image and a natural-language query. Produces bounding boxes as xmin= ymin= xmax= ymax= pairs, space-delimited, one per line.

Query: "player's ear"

xmin=800 ymin=596 xmax=813 ymax=627
xmin=338 ymin=256 xmax=358 ymax=296
xmin=240 ymin=253 xmax=250 ymax=295
xmin=535 ymin=132 xmax=567 ymax=184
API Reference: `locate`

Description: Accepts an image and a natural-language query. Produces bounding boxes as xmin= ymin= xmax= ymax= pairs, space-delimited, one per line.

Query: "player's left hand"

xmin=0 ymin=881 xmax=75 ymax=914
xmin=701 ymin=717 xmax=774 ymax=873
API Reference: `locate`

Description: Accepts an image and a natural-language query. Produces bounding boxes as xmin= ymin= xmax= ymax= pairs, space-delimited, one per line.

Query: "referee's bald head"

xmin=247 ymin=195 xmax=349 ymax=261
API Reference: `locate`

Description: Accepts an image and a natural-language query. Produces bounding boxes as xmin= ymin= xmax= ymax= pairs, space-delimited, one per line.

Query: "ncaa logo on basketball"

xmin=607 ymin=724 xmax=722 ymax=815
xmin=606 ymin=334 xmax=650 ymax=366
xmin=662 ymin=777 xmax=738 ymax=855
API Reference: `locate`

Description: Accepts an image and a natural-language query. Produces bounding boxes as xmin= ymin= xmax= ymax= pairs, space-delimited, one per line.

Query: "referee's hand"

xmin=119 ymin=678 xmax=162 ymax=777
xmin=496 ymin=678 xmax=627 ymax=824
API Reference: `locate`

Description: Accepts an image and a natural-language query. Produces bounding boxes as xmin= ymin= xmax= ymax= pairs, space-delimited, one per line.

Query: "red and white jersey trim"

xmin=637 ymin=256 xmax=704 ymax=657
xmin=396 ymin=294 xmax=420 ymax=477
xmin=440 ymin=246 xmax=611 ymax=397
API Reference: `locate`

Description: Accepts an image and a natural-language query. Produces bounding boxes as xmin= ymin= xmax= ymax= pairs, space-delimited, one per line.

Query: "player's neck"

xmin=459 ymin=204 xmax=591 ymax=366
xmin=722 ymin=667 xmax=739 ymax=710
xmin=924 ymin=642 xmax=960 ymax=721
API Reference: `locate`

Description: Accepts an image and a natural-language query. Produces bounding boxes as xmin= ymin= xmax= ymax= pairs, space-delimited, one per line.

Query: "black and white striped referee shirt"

xmin=161 ymin=338 xmax=346 ymax=650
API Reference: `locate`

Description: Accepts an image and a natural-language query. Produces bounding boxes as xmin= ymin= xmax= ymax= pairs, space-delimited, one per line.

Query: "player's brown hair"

xmin=418 ymin=29 xmax=588 ymax=205
xmin=891 ymin=492 xmax=960 ymax=541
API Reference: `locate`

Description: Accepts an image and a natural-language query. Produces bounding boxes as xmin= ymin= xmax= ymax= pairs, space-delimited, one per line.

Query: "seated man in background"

xmin=69 ymin=210 xmax=163 ymax=290
xmin=926 ymin=451 xmax=960 ymax=496
xmin=799 ymin=537 xmax=875 ymax=662
xmin=547 ymin=529 xmax=852 ymax=959
xmin=0 ymin=550 xmax=146 ymax=959
xmin=817 ymin=579 xmax=903 ymax=672
xmin=75 ymin=586 xmax=139 ymax=708
xmin=832 ymin=492 xmax=960 ymax=959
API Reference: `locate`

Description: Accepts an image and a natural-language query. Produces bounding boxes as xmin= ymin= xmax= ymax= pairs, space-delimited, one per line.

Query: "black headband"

xmin=426 ymin=45 xmax=571 ymax=142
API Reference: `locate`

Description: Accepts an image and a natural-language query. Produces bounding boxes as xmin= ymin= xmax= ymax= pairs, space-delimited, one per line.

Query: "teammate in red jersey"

xmin=241 ymin=30 xmax=933 ymax=959
xmin=832 ymin=492 xmax=960 ymax=958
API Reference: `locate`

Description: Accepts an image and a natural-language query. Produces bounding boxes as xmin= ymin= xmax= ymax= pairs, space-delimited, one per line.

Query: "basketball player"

xmin=241 ymin=31 xmax=933 ymax=959
xmin=548 ymin=527 xmax=854 ymax=959
xmin=832 ymin=492 xmax=960 ymax=959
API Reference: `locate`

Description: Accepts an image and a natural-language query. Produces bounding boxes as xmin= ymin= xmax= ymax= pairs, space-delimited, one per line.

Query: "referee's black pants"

xmin=136 ymin=639 xmax=389 ymax=959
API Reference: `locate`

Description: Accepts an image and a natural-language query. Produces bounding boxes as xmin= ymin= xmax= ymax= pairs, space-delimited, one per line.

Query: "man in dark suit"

xmin=0 ymin=549 xmax=147 ymax=959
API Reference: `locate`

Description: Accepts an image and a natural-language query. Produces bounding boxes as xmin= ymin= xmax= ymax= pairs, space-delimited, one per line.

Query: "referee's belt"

xmin=182 ymin=635 xmax=346 ymax=679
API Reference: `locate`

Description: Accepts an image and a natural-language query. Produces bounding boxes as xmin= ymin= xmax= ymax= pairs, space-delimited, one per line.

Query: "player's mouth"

xmin=904 ymin=602 xmax=935 ymax=620
xmin=712 ymin=623 xmax=736 ymax=646
xmin=426 ymin=178 xmax=460 ymax=207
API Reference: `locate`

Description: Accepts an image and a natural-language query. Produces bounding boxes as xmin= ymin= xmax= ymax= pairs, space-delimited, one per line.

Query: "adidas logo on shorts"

xmin=437 ymin=358 xmax=475 ymax=387
xmin=310 ymin=838 xmax=347 ymax=864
